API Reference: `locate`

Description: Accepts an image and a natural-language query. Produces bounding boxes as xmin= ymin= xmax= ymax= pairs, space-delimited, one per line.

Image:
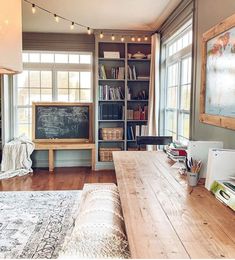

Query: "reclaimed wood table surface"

xmin=113 ymin=151 xmax=235 ymax=259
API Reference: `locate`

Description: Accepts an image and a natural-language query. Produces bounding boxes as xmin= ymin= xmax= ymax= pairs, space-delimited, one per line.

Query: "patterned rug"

xmin=0 ymin=190 xmax=82 ymax=259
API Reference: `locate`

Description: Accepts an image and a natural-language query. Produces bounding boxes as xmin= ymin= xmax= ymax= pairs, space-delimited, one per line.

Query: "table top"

xmin=113 ymin=151 xmax=235 ymax=259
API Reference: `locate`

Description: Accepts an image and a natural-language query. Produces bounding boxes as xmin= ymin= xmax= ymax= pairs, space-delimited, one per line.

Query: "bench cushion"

xmin=60 ymin=184 xmax=130 ymax=258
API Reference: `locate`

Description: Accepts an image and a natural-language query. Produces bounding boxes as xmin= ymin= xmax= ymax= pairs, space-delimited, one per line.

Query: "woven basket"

xmin=99 ymin=148 xmax=122 ymax=162
xmin=101 ymin=128 xmax=123 ymax=141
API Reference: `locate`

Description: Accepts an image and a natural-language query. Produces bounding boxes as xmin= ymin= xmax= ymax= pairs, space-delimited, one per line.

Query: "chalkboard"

xmin=32 ymin=103 xmax=92 ymax=142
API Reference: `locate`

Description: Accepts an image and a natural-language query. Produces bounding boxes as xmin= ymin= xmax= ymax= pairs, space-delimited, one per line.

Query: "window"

xmin=162 ymin=20 xmax=192 ymax=144
xmin=14 ymin=51 xmax=93 ymax=138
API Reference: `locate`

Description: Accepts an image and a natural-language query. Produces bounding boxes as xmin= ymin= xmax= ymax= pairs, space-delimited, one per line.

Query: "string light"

xmin=87 ymin=27 xmax=91 ymax=34
xmin=137 ymin=37 xmax=141 ymax=42
xmin=121 ymin=36 xmax=124 ymax=42
xmin=144 ymin=36 xmax=148 ymax=41
xmin=24 ymin=0 xmax=92 ymax=33
xmin=111 ymin=34 xmax=115 ymax=41
xmin=100 ymin=31 xmax=104 ymax=39
xmin=32 ymin=3 xmax=36 ymax=14
xmin=131 ymin=36 xmax=135 ymax=42
xmin=54 ymin=14 xmax=59 ymax=22
xmin=70 ymin=22 xmax=74 ymax=30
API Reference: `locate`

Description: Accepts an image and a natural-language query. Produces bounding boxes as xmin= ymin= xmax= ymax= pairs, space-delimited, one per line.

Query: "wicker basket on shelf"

xmin=100 ymin=128 xmax=123 ymax=141
xmin=99 ymin=148 xmax=122 ymax=162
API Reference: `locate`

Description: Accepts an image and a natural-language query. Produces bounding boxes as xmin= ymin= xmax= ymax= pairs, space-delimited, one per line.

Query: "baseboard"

xmin=33 ymin=159 xmax=91 ymax=168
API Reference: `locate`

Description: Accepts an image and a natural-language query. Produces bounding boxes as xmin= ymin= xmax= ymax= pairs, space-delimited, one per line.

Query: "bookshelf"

xmin=95 ymin=33 xmax=151 ymax=169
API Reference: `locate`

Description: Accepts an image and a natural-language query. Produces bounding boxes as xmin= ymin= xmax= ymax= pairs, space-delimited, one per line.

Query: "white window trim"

xmin=13 ymin=51 xmax=93 ymax=138
xmin=161 ymin=21 xmax=192 ymax=142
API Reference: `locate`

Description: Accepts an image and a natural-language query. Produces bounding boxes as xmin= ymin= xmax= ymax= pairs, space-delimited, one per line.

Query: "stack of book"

xmin=99 ymin=104 xmax=124 ymax=120
xmin=127 ymin=106 xmax=148 ymax=120
xmin=127 ymin=65 xmax=137 ymax=80
xmin=111 ymin=67 xmax=125 ymax=79
xmin=99 ymin=85 xmax=124 ymax=100
xmin=166 ymin=143 xmax=187 ymax=161
xmin=138 ymin=76 xmax=150 ymax=80
xmin=127 ymin=125 xmax=148 ymax=140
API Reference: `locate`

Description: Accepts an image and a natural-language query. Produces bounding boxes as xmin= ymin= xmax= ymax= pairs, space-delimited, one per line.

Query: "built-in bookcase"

xmin=95 ymin=33 xmax=151 ymax=169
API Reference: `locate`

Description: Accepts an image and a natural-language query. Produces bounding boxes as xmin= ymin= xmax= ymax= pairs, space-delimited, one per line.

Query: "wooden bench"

xmin=35 ymin=142 xmax=96 ymax=172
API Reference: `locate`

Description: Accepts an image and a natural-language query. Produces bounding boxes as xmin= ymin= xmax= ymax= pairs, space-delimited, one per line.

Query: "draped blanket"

xmin=0 ymin=135 xmax=35 ymax=180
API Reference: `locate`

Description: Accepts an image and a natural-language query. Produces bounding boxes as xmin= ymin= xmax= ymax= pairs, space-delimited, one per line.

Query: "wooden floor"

xmin=0 ymin=167 xmax=116 ymax=191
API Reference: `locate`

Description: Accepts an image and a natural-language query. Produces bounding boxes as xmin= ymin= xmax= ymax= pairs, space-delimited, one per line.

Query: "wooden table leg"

xmin=49 ymin=149 xmax=54 ymax=173
xmin=91 ymin=148 xmax=96 ymax=171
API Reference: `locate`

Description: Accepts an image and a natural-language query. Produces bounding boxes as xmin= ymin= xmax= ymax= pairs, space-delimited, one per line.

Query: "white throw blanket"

xmin=0 ymin=135 xmax=35 ymax=180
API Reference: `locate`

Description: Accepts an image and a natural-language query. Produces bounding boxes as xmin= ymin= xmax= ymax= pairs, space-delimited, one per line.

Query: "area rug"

xmin=0 ymin=190 xmax=81 ymax=259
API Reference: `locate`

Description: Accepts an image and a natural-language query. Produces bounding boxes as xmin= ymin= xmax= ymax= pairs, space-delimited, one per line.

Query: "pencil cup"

xmin=187 ymin=172 xmax=199 ymax=187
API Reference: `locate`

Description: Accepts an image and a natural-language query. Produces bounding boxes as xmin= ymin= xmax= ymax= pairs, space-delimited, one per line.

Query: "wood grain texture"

xmin=113 ymin=151 xmax=235 ymax=259
xmin=0 ymin=167 xmax=116 ymax=191
xmin=200 ymin=13 xmax=235 ymax=130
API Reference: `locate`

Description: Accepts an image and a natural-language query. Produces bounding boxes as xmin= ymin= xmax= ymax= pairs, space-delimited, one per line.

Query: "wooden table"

xmin=35 ymin=142 xmax=96 ymax=172
xmin=113 ymin=151 xmax=235 ymax=259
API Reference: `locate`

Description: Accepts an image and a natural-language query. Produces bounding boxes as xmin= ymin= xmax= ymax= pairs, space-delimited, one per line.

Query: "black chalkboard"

xmin=33 ymin=103 xmax=92 ymax=142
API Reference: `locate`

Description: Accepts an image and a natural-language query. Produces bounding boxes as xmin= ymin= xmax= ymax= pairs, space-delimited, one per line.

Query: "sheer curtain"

xmin=147 ymin=33 xmax=160 ymax=150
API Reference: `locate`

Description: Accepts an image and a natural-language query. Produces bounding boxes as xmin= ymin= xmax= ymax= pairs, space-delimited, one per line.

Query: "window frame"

xmin=13 ymin=50 xmax=93 ymax=138
xmin=161 ymin=20 xmax=192 ymax=143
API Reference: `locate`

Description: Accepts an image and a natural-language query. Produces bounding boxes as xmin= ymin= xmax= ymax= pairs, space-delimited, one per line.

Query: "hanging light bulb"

xmin=54 ymin=14 xmax=59 ymax=22
xmin=32 ymin=4 xmax=36 ymax=14
xmin=121 ymin=36 xmax=124 ymax=42
xmin=70 ymin=22 xmax=74 ymax=30
xmin=111 ymin=34 xmax=115 ymax=41
xmin=87 ymin=27 xmax=91 ymax=35
xmin=100 ymin=31 xmax=104 ymax=39
xmin=144 ymin=36 xmax=148 ymax=41
xmin=137 ymin=37 xmax=141 ymax=42
xmin=131 ymin=36 xmax=135 ymax=42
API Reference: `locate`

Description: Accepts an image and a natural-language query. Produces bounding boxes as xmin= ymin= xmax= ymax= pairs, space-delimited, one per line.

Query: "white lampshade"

xmin=0 ymin=0 xmax=22 ymax=74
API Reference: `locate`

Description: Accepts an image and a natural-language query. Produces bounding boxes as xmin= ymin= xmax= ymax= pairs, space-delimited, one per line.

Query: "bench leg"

xmin=49 ymin=149 xmax=54 ymax=173
xmin=91 ymin=148 xmax=96 ymax=171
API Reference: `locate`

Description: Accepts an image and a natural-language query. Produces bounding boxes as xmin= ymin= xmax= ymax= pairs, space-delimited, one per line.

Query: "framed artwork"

xmin=200 ymin=13 xmax=235 ymax=130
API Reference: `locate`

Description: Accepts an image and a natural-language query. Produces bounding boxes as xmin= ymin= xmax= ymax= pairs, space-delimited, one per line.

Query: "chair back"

xmin=136 ymin=136 xmax=172 ymax=148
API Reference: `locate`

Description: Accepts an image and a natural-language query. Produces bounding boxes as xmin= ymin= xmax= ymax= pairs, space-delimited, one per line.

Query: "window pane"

xmin=58 ymin=89 xmax=69 ymax=101
xmin=29 ymin=53 xmax=40 ymax=63
xmin=41 ymin=71 xmax=52 ymax=88
xmin=179 ymin=113 xmax=190 ymax=139
xmin=69 ymin=54 xmax=79 ymax=64
xmin=17 ymin=88 xmax=29 ymax=106
xmin=80 ymin=72 xmax=91 ymax=88
xmin=181 ymin=84 xmax=191 ymax=110
xmin=41 ymin=89 xmax=52 ymax=101
xmin=55 ymin=54 xmax=68 ymax=63
xmin=22 ymin=53 xmax=29 ymax=63
xmin=168 ymin=63 xmax=178 ymax=87
xmin=80 ymin=55 xmax=91 ymax=64
xmin=80 ymin=89 xmax=91 ymax=101
xmin=69 ymin=72 xmax=79 ymax=88
xmin=18 ymin=71 xmax=28 ymax=88
xmin=69 ymin=89 xmax=80 ymax=101
xmin=41 ymin=53 xmax=54 ymax=63
xmin=167 ymin=87 xmax=177 ymax=108
xmin=57 ymin=71 xmax=68 ymax=88
xmin=29 ymin=71 xmax=40 ymax=88
xmin=18 ymin=124 xmax=30 ymax=138
xmin=30 ymin=88 xmax=41 ymax=103
xmin=18 ymin=108 xmax=29 ymax=124
xmin=166 ymin=110 xmax=177 ymax=133
xmin=181 ymin=57 xmax=191 ymax=85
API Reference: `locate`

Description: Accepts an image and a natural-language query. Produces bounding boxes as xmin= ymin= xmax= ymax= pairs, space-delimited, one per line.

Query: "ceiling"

xmin=22 ymin=0 xmax=181 ymax=34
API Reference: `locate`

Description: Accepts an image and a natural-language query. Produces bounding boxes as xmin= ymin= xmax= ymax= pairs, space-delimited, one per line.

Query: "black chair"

xmin=136 ymin=136 xmax=173 ymax=150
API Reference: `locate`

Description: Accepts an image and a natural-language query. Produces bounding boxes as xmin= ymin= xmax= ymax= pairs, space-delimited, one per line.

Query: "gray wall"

xmin=192 ymin=0 xmax=235 ymax=148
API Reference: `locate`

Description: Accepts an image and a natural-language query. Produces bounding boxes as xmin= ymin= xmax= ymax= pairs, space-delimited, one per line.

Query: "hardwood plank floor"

xmin=0 ymin=167 xmax=116 ymax=191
